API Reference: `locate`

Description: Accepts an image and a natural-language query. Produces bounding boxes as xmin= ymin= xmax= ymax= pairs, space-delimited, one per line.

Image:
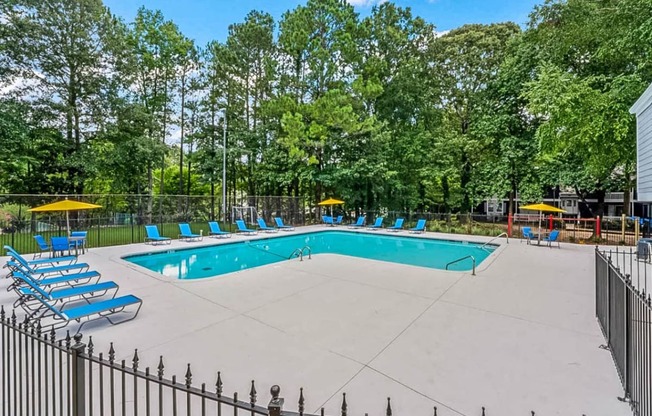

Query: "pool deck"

xmin=0 ymin=226 xmax=631 ymax=416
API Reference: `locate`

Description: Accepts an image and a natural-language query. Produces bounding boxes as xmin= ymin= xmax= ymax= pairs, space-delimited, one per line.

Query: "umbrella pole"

xmin=538 ymin=210 xmax=542 ymax=242
xmin=66 ymin=211 xmax=70 ymax=236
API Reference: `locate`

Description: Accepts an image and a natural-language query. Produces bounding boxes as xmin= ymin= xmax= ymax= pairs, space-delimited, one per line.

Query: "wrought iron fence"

xmin=595 ymin=248 xmax=652 ymax=416
xmin=0 ymin=305 xmax=590 ymax=416
xmin=0 ymin=194 xmax=306 ymax=254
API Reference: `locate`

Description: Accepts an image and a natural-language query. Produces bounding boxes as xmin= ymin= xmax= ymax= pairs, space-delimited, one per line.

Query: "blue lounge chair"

xmin=208 ymin=221 xmax=231 ymax=238
xmin=178 ymin=223 xmax=202 ymax=241
xmin=543 ymin=230 xmax=560 ymax=248
xmin=322 ymin=215 xmax=334 ymax=226
xmin=235 ymin=220 xmax=258 ymax=235
xmin=387 ymin=218 xmax=404 ymax=232
xmin=145 ymin=225 xmax=172 ymax=245
xmin=274 ymin=217 xmax=295 ymax=231
xmin=8 ymin=270 xmax=101 ymax=292
xmin=333 ymin=215 xmax=344 ymax=225
xmin=367 ymin=217 xmax=384 ymax=230
xmin=348 ymin=216 xmax=365 ymax=228
xmin=7 ymin=254 xmax=89 ymax=278
xmin=4 ymin=245 xmax=77 ymax=267
xmin=409 ymin=219 xmax=427 ymax=234
xmin=34 ymin=293 xmax=142 ymax=333
xmin=257 ymin=218 xmax=278 ymax=233
xmin=33 ymin=235 xmax=51 ymax=258
xmin=521 ymin=227 xmax=535 ymax=244
xmin=14 ymin=273 xmax=118 ymax=316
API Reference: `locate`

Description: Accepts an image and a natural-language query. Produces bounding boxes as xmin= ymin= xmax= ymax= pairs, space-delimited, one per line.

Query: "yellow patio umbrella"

xmin=520 ymin=203 xmax=566 ymax=239
xmin=318 ymin=198 xmax=345 ymax=217
xmin=28 ymin=199 xmax=102 ymax=236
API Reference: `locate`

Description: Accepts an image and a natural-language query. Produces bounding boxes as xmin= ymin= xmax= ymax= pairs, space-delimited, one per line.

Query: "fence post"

xmin=624 ymin=275 xmax=632 ymax=401
xmin=267 ymin=385 xmax=284 ymax=416
xmin=71 ymin=333 xmax=87 ymax=416
xmin=507 ymin=213 xmax=512 ymax=237
xmin=621 ymin=214 xmax=626 ymax=243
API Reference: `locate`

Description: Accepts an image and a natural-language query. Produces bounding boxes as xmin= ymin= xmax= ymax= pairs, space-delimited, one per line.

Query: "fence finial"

xmin=185 ymin=364 xmax=192 ymax=388
xmin=434 ymin=406 xmax=437 ymax=416
xmin=299 ymin=387 xmax=305 ymax=415
xmin=341 ymin=392 xmax=347 ymax=416
xmin=481 ymin=406 xmax=486 ymax=416
xmin=216 ymin=371 xmax=223 ymax=397
xmin=36 ymin=319 xmax=42 ymax=337
xmin=11 ymin=309 xmax=16 ymax=326
xmin=0 ymin=305 xmax=4 ymax=321
xmin=249 ymin=380 xmax=257 ymax=407
xmin=108 ymin=342 xmax=115 ymax=363
xmin=65 ymin=330 xmax=72 ymax=348
xmin=386 ymin=397 xmax=392 ymax=416
xmin=49 ymin=325 xmax=55 ymax=342
xmin=87 ymin=336 xmax=94 ymax=356
xmin=157 ymin=355 xmax=164 ymax=379
xmin=132 ymin=349 xmax=139 ymax=371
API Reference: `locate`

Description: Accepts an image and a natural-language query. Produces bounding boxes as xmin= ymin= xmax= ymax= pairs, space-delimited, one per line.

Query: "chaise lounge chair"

xmin=333 ymin=215 xmax=344 ymax=225
xmin=14 ymin=271 xmax=118 ymax=316
xmin=8 ymin=269 xmax=101 ymax=293
xmin=348 ymin=216 xmax=366 ymax=229
xmin=34 ymin=293 xmax=142 ymax=333
xmin=387 ymin=218 xmax=404 ymax=232
xmin=6 ymin=254 xmax=90 ymax=279
xmin=145 ymin=225 xmax=172 ymax=245
xmin=208 ymin=221 xmax=231 ymax=238
xmin=367 ymin=217 xmax=384 ymax=230
xmin=178 ymin=223 xmax=203 ymax=241
xmin=274 ymin=217 xmax=295 ymax=231
xmin=4 ymin=245 xmax=77 ymax=267
xmin=409 ymin=219 xmax=427 ymax=234
xmin=235 ymin=220 xmax=258 ymax=235
xmin=322 ymin=215 xmax=334 ymax=226
xmin=257 ymin=218 xmax=278 ymax=233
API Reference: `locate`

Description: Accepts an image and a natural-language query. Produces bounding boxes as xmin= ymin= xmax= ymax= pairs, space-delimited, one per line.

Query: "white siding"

xmin=638 ymin=105 xmax=652 ymax=201
xmin=631 ymin=82 xmax=652 ymax=202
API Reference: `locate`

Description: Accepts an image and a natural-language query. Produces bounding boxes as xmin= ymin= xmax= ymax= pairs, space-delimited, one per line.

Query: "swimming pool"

xmin=124 ymin=231 xmax=496 ymax=280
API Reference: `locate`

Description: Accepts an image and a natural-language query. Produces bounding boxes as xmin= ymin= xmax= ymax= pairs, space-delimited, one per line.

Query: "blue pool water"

xmin=124 ymin=231 xmax=496 ymax=280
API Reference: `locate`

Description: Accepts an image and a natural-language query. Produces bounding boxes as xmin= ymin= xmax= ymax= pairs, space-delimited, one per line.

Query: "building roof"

xmin=630 ymin=82 xmax=652 ymax=115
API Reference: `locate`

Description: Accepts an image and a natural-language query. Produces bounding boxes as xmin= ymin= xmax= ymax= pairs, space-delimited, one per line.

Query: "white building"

xmin=630 ymin=82 xmax=652 ymax=203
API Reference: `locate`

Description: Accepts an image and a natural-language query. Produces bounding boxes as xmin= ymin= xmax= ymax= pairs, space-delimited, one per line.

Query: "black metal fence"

xmin=0 ymin=194 xmax=306 ymax=254
xmin=0 ymin=306 xmax=592 ymax=416
xmin=595 ymin=248 xmax=652 ymax=416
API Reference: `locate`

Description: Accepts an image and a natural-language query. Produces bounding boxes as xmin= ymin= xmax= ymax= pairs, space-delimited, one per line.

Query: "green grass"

xmin=1 ymin=221 xmax=235 ymax=255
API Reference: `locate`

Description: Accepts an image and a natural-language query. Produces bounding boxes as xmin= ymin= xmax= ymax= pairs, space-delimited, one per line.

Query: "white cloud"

xmin=345 ymin=0 xmax=387 ymax=7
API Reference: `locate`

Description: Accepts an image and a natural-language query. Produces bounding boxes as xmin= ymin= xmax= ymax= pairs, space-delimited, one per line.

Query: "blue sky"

xmin=104 ymin=0 xmax=542 ymax=46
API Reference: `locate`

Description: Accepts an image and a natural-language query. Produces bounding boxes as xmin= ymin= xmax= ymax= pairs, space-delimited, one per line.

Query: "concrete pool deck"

xmin=0 ymin=227 xmax=631 ymax=416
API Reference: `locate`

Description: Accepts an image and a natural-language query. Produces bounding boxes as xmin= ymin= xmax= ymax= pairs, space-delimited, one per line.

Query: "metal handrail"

xmin=445 ymin=255 xmax=476 ymax=275
xmin=301 ymin=245 xmax=312 ymax=260
xmin=289 ymin=246 xmax=312 ymax=261
xmin=481 ymin=232 xmax=508 ymax=250
xmin=289 ymin=248 xmax=302 ymax=260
